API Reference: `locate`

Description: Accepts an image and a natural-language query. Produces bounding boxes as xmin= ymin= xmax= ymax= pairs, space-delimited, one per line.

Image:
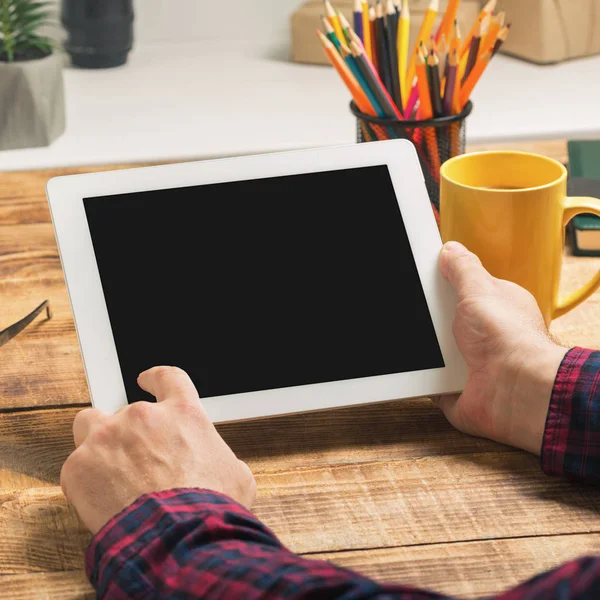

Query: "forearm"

xmin=542 ymin=347 xmax=600 ymax=483
xmin=86 ymin=489 xmax=600 ymax=600
xmin=86 ymin=489 xmax=448 ymax=600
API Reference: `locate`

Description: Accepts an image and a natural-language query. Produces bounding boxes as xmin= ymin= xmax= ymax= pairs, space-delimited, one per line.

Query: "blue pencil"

xmin=353 ymin=0 xmax=364 ymax=42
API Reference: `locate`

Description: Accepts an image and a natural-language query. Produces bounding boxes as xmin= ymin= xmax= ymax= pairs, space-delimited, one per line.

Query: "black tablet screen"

xmin=84 ymin=165 xmax=444 ymax=403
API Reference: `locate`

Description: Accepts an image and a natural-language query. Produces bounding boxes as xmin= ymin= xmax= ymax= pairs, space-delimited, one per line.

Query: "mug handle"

xmin=554 ymin=196 xmax=600 ymax=320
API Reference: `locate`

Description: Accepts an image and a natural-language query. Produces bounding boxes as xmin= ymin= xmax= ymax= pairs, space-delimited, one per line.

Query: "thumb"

xmin=439 ymin=242 xmax=493 ymax=297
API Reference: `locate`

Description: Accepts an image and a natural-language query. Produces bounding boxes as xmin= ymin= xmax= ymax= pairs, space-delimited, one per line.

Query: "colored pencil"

xmin=459 ymin=50 xmax=491 ymax=108
xmin=324 ymin=0 xmax=346 ymax=45
xmin=415 ymin=50 xmax=441 ymax=180
xmin=405 ymin=0 xmax=438 ymax=106
xmin=492 ymin=23 xmax=510 ymax=57
xmin=437 ymin=34 xmax=449 ymax=80
xmin=436 ymin=0 xmax=460 ymax=43
xmin=350 ymin=40 xmax=403 ymax=120
xmin=385 ymin=0 xmax=402 ymax=110
xmin=317 ymin=30 xmax=375 ymax=117
xmin=443 ymin=48 xmax=458 ymax=115
xmin=460 ymin=0 xmax=496 ymax=58
xmin=322 ymin=16 xmax=342 ymax=53
xmin=449 ymin=19 xmax=461 ymax=57
xmin=362 ymin=1 xmax=372 ymax=59
xmin=353 ymin=0 xmax=364 ymax=42
xmin=369 ymin=7 xmax=379 ymax=73
xmin=404 ymin=76 xmax=419 ymax=118
xmin=398 ymin=0 xmax=410 ymax=110
xmin=480 ymin=11 xmax=505 ymax=57
xmin=427 ymin=49 xmax=443 ymax=117
xmin=393 ymin=0 xmax=400 ymax=13
xmin=376 ymin=2 xmax=393 ymax=98
xmin=338 ymin=10 xmax=353 ymax=45
xmin=415 ymin=50 xmax=433 ymax=120
xmin=462 ymin=17 xmax=483 ymax=83
xmin=340 ymin=42 xmax=385 ymax=117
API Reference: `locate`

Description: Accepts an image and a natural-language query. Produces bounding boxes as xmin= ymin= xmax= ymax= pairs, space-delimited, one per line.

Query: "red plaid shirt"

xmin=86 ymin=347 xmax=600 ymax=599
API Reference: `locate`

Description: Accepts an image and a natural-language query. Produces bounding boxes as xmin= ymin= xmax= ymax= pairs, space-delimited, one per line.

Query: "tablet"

xmin=47 ymin=139 xmax=466 ymax=423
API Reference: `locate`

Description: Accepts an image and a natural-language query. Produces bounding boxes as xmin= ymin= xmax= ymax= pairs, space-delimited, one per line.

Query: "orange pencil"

xmin=416 ymin=50 xmax=433 ymax=119
xmin=459 ymin=50 xmax=491 ymax=109
xmin=435 ymin=0 xmax=460 ymax=43
xmin=449 ymin=19 xmax=461 ymax=58
xmin=461 ymin=0 xmax=496 ymax=58
xmin=405 ymin=0 xmax=438 ymax=105
xmin=480 ymin=11 xmax=505 ymax=57
xmin=324 ymin=0 xmax=345 ymax=44
xmin=317 ymin=29 xmax=375 ymax=117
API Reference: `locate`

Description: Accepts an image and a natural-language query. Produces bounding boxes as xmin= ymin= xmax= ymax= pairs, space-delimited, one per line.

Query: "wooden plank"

xmin=1 ymin=533 xmax=596 ymax=600
xmin=314 ymin=533 xmax=600 ymax=599
xmin=0 ymin=400 xmax=510 ymax=491
xmin=0 ymin=571 xmax=93 ymax=600
xmin=0 ymin=488 xmax=90 ymax=575
xmin=0 ymin=279 xmax=88 ymax=410
xmin=0 ymin=223 xmax=61 ymax=281
xmin=0 ymin=409 xmax=77 ymax=490
xmin=3 ymin=453 xmax=600 ymax=574
xmin=0 ymin=164 xmax=156 ymax=226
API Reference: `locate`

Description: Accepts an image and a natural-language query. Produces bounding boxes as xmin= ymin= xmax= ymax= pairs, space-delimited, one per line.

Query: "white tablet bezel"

xmin=47 ymin=139 xmax=466 ymax=423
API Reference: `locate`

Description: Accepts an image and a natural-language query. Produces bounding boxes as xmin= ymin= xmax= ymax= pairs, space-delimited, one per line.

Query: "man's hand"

xmin=61 ymin=366 xmax=256 ymax=534
xmin=437 ymin=241 xmax=568 ymax=455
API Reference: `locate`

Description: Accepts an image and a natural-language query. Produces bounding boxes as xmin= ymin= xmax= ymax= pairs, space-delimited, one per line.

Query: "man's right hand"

xmin=61 ymin=366 xmax=256 ymax=535
xmin=436 ymin=241 xmax=568 ymax=455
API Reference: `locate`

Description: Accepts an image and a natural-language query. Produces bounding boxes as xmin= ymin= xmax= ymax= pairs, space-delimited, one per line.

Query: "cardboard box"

xmin=496 ymin=0 xmax=600 ymax=63
xmin=290 ymin=0 xmax=481 ymax=66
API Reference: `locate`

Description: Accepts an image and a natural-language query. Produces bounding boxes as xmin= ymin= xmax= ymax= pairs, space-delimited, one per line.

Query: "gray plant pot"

xmin=0 ymin=52 xmax=66 ymax=151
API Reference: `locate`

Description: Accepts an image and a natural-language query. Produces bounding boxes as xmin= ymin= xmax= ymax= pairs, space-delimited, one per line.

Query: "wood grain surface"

xmin=2 ymin=139 xmax=600 ymax=599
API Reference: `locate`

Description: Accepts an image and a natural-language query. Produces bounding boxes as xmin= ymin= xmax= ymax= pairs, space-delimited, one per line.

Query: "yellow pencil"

xmin=361 ymin=0 xmax=372 ymax=59
xmin=324 ymin=0 xmax=345 ymax=44
xmin=406 ymin=0 xmax=438 ymax=99
xmin=398 ymin=0 xmax=410 ymax=110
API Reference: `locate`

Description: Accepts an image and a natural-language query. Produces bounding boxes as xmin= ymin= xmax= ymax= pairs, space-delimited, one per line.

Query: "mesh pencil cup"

xmin=350 ymin=101 xmax=473 ymax=224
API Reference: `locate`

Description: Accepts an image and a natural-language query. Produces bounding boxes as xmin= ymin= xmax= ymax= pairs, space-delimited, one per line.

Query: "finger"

xmin=73 ymin=408 xmax=108 ymax=448
xmin=439 ymin=241 xmax=493 ymax=297
xmin=137 ymin=366 xmax=201 ymax=406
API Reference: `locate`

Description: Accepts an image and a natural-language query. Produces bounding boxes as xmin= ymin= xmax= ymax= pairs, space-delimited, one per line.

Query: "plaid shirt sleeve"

xmin=85 ymin=346 xmax=600 ymax=599
xmin=542 ymin=347 xmax=600 ymax=482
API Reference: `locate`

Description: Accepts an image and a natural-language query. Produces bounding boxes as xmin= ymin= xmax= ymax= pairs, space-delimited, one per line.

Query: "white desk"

xmin=1 ymin=41 xmax=598 ymax=171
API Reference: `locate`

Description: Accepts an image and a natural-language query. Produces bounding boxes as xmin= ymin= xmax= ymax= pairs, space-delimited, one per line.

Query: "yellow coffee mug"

xmin=440 ymin=151 xmax=600 ymax=325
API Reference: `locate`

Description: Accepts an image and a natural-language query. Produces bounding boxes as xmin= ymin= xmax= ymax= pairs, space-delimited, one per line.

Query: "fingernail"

xmin=442 ymin=241 xmax=463 ymax=253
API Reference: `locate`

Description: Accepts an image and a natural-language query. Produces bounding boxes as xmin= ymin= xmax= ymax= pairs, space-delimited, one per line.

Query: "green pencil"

xmin=321 ymin=15 xmax=342 ymax=53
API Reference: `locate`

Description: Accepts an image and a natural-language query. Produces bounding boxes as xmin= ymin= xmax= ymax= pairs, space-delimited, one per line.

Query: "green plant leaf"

xmin=0 ymin=0 xmax=54 ymax=61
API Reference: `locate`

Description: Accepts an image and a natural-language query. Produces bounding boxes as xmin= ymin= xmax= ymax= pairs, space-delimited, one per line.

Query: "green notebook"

xmin=568 ymin=140 xmax=600 ymax=257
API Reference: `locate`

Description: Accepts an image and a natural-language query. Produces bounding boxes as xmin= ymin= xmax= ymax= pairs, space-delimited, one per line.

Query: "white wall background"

xmin=49 ymin=0 xmax=304 ymax=48
xmin=133 ymin=0 xmax=303 ymax=45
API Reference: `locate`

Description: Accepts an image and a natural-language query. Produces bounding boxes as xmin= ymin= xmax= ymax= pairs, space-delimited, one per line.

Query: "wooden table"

xmin=2 ymin=140 xmax=600 ymax=599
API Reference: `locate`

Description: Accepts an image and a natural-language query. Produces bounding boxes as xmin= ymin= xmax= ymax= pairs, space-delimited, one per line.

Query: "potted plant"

xmin=0 ymin=0 xmax=65 ymax=151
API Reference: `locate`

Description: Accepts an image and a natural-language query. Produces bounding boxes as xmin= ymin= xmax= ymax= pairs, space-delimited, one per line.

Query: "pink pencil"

xmin=404 ymin=78 xmax=420 ymax=119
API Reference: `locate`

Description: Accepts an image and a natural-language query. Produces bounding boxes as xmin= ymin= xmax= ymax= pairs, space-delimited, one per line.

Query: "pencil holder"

xmin=350 ymin=101 xmax=473 ymax=224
